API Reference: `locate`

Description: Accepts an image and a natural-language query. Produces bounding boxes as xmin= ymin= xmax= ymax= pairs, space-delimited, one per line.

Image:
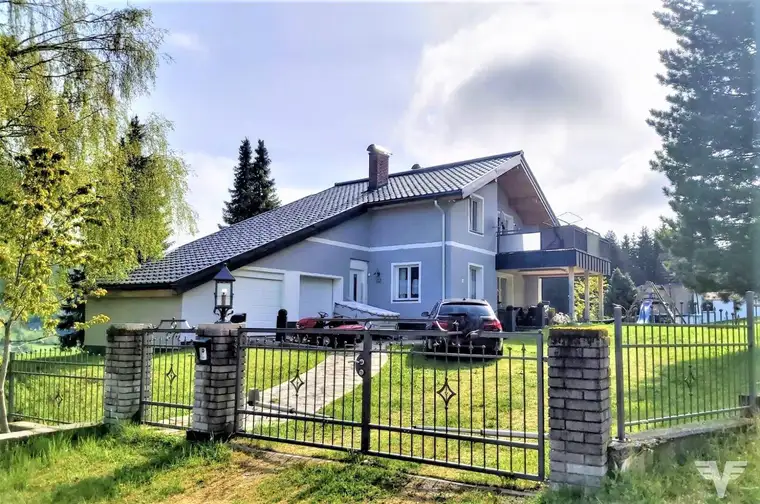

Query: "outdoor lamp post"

xmin=213 ymin=263 xmax=236 ymax=323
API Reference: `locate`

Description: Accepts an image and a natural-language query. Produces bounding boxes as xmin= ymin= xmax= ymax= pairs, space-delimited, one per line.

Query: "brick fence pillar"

xmin=104 ymin=324 xmax=152 ymax=424
xmin=188 ymin=323 xmax=243 ymax=441
xmin=548 ymin=328 xmax=611 ymax=490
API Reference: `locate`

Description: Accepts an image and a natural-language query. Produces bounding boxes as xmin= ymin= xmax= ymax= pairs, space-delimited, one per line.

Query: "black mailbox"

xmin=193 ymin=337 xmax=212 ymax=364
xmin=230 ymin=313 xmax=247 ymax=324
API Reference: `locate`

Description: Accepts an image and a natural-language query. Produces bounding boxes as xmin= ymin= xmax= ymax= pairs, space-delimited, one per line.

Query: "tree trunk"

xmin=0 ymin=323 xmax=12 ymax=433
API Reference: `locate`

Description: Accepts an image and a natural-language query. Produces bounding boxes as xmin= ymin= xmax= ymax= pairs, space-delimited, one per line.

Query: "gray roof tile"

xmin=113 ymin=151 xmax=521 ymax=287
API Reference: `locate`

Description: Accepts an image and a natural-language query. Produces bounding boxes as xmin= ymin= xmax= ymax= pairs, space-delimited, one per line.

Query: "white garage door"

xmin=299 ymin=276 xmax=335 ymax=318
xmin=234 ymin=277 xmax=283 ymax=328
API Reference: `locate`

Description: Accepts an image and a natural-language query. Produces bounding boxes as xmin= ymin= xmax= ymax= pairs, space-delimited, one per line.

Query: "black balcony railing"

xmin=496 ymin=225 xmax=611 ymax=259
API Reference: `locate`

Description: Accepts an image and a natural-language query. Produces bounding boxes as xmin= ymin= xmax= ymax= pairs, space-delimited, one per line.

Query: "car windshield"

xmin=437 ymin=303 xmax=493 ymax=318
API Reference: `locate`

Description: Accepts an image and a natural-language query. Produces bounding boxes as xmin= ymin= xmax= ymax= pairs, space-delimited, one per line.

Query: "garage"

xmin=299 ymin=276 xmax=335 ymax=318
xmin=234 ymin=276 xmax=284 ymax=328
xmin=179 ymin=270 xmax=284 ymax=329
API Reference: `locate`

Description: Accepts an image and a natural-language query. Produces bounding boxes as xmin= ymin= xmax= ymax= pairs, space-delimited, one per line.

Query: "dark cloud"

xmin=438 ymin=52 xmax=650 ymax=185
xmin=579 ymin=175 xmax=669 ymax=228
xmin=448 ymin=53 xmax=618 ymax=128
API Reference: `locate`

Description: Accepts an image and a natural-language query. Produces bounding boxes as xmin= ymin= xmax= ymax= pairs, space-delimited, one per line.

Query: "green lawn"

xmin=4 ymin=423 xmax=760 ymax=503
xmin=0 ymin=425 xmax=516 ymax=504
xmin=7 ymin=345 xmax=326 ymax=427
xmin=240 ymin=323 xmax=757 ymax=486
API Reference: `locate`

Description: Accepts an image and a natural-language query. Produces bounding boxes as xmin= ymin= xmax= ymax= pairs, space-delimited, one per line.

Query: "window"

xmin=392 ymin=263 xmax=421 ymax=302
xmin=469 ymin=195 xmax=484 ymax=234
xmin=468 ymin=263 xmax=484 ymax=299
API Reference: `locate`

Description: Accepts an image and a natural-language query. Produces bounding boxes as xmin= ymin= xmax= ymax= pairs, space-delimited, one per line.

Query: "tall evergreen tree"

xmin=250 ymin=139 xmax=280 ymax=214
xmin=604 ymin=231 xmax=625 ymax=273
xmin=222 ymin=138 xmax=255 ymax=226
xmin=648 ymin=0 xmax=757 ymax=293
xmin=605 ymin=268 xmax=638 ymax=314
xmin=119 ymin=116 xmax=175 ymax=264
xmin=222 ymin=139 xmax=280 ymax=226
xmin=57 ymin=270 xmax=86 ymax=348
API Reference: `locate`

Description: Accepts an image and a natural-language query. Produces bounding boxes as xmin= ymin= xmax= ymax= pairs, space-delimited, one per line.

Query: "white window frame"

xmin=469 ymin=194 xmax=485 ymax=235
xmin=468 ymin=263 xmax=484 ymax=300
xmin=391 ymin=262 xmax=421 ymax=303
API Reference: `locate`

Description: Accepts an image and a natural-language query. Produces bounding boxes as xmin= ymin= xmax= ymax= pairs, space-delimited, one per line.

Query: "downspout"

xmin=434 ymin=200 xmax=446 ymax=299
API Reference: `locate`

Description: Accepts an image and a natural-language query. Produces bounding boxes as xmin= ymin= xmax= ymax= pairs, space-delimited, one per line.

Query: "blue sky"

xmin=128 ymin=1 xmax=676 ymax=246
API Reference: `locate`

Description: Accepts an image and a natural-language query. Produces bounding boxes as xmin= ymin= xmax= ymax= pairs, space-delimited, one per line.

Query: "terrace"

xmin=495 ymin=225 xmax=612 ymax=321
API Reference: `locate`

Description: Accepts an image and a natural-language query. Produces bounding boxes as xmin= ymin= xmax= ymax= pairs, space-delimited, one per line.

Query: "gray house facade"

xmin=85 ymin=145 xmax=611 ymax=347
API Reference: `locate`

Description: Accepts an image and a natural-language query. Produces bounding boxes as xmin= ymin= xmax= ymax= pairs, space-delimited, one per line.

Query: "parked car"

xmin=421 ymin=299 xmax=503 ymax=354
xmin=294 ymin=312 xmax=365 ymax=347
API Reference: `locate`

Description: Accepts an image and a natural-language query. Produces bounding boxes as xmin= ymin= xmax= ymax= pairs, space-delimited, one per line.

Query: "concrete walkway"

xmin=240 ymin=344 xmax=387 ymax=432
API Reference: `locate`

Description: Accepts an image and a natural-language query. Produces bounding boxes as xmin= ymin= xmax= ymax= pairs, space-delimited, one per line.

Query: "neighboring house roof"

xmin=105 ymin=150 xmax=556 ymax=292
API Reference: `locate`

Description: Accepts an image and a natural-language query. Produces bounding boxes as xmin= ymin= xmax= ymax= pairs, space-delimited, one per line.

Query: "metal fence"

xmin=234 ymin=325 xmax=546 ymax=482
xmin=613 ymin=294 xmax=757 ymax=440
xmin=6 ymin=347 xmax=105 ymax=425
xmin=139 ymin=326 xmax=196 ymax=430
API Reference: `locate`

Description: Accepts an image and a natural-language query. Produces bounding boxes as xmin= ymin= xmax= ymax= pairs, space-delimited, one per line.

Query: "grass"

xmin=238 ymin=337 xmax=544 ymax=489
xmin=5 ymin=423 xmax=760 ymax=503
xmin=7 ymin=345 xmax=326 ymax=427
xmin=0 ymin=425 xmax=521 ymax=504
xmin=538 ymin=423 xmax=760 ymax=503
xmin=238 ymin=322 xmax=757 ymax=487
xmin=6 ymin=322 xmax=758 ymax=492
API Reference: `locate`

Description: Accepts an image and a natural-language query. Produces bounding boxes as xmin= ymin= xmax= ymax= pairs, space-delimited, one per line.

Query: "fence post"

xmin=747 ymin=291 xmax=756 ymax=413
xmin=359 ymin=333 xmax=373 ymax=453
xmin=104 ymin=324 xmax=152 ymax=424
xmin=188 ymin=323 xmax=242 ymax=441
xmin=548 ymin=327 xmax=611 ymax=491
xmin=7 ymin=352 xmax=14 ymax=421
xmin=613 ymin=306 xmax=625 ymax=440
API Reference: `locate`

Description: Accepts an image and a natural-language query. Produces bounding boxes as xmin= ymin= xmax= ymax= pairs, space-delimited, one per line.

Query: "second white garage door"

xmin=234 ymin=277 xmax=283 ymax=328
xmin=299 ymin=276 xmax=335 ymax=318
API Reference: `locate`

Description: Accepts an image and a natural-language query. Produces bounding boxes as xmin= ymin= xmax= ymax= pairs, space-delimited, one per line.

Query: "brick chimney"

xmin=367 ymin=144 xmax=391 ymax=191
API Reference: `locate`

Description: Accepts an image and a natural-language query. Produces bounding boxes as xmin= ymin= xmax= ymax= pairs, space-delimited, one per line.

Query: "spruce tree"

xmin=605 ymin=268 xmax=638 ymax=314
xmin=222 ymin=138 xmax=255 ymax=226
xmin=57 ymin=270 xmax=86 ymax=348
xmin=648 ymin=0 xmax=757 ymax=293
xmin=250 ymin=139 xmax=281 ymax=214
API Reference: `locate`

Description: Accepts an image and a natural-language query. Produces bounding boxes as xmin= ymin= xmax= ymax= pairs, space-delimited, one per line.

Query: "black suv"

xmin=421 ymin=299 xmax=503 ymax=354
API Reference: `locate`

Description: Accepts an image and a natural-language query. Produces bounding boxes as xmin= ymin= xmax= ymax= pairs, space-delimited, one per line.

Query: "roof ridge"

xmin=334 ymin=150 xmax=523 ymax=187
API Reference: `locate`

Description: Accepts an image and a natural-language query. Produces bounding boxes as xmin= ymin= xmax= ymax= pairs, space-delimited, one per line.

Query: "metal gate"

xmin=6 ymin=348 xmax=105 ymax=425
xmin=233 ymin=325 xmax=545 ymax=482
xmin=139 ymin=321 xmax=196 ymax=430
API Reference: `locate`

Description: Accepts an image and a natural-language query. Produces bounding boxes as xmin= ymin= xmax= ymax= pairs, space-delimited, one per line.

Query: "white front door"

xmin=349 ymin=259 xmax=368 ymax=304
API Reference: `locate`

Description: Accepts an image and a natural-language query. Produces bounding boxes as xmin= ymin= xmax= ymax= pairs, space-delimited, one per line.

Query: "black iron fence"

xmin=234 ymin=325 xmax=546 ymax=481
xmin=613 ymin=294 xmax=757 ymax=440
xmin=6 ymin=347 xmax=105 ymax=425
xmin=139 ymin=327 xmax=196 ymax=430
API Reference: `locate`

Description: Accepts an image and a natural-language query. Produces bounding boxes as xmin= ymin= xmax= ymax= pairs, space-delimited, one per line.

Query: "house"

xmin=85 ymin=145 xmax=611 ymax=348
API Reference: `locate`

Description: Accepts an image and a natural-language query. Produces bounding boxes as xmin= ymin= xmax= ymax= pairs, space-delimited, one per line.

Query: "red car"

xmin=294 ymin=312 xmax=365 ymax=347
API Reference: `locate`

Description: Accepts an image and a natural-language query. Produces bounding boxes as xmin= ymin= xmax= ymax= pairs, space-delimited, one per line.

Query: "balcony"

xmin=496 ymin=225 xmax=611 ymax=275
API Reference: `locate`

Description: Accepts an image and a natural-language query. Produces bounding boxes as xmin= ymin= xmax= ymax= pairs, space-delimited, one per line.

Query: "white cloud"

xmin=165 ymin=31 xmax=206 ymax=54
xmin=401 ymin=0 xmax=676 ymax=236
xmin=172 ymin=152 xmax=320 ymax=248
